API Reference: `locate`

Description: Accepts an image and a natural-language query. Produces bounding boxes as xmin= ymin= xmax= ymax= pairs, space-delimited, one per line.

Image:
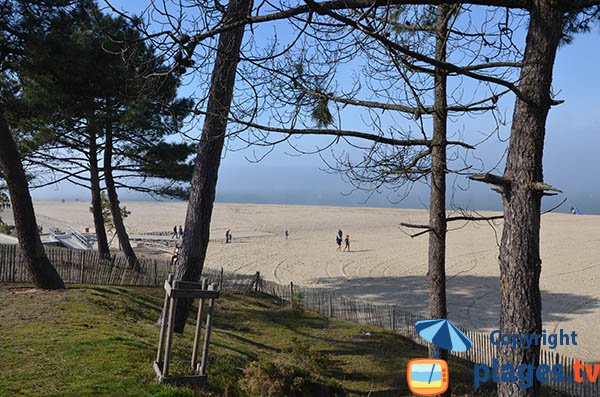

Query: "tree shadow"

xmin=308 ymin=274 xmax=600 ymax=333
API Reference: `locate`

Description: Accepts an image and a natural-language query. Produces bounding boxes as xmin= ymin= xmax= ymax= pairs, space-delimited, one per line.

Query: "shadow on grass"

xmin=83 ymin=286 xmax=164 ymax=322
xmin=217 ymin=329 xmax=281 ymax=353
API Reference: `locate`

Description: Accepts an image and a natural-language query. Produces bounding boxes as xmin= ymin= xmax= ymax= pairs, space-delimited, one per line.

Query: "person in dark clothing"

xmin=178 ymin=225 xmax=184 ymax=238
xmin=336 ymin=235 xmax=342 ymax=251
xmin=172 ymin=225 xmax=178 ymax=239
xmin=170 ymin=244 xmax=180 ymax=268
xmin=344 ymin=235 xmax=350 ymax=252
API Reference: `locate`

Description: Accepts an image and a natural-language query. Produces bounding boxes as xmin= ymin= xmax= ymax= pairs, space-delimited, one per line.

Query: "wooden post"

xmin=156 ymin=274 xmax=174 ymax=368
xmin=219 ymin=267 xmax=224 ymax=291
xmin=191 ymin=279 xmax=208 ymax=369
xmin=80 ymin=258 xmax=84 ymax=284
xmin=162 ymin=279 xmax=177 ymax=377
xmin=328 ymin=294 xmax=333 ymax=317
xmin=154 ymin=261 xmax=158 ymax=287
xmin=199 ymin=284 xmax=216 ymax=375
xmin=391 ymin=305 xmax=396 ymax=330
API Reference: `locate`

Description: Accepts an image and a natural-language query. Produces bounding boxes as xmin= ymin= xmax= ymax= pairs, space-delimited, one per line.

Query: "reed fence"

xmin=1 ymin=244 xmax=596 ymax=396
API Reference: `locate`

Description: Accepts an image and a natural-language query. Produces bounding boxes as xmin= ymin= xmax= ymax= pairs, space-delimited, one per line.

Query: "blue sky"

xmin=32 ymin=2 xmax=600 ymax=214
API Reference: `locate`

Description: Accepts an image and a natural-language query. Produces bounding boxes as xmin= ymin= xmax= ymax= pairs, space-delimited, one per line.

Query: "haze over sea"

xmin=32 ymin=159 xmax=600 ymax=214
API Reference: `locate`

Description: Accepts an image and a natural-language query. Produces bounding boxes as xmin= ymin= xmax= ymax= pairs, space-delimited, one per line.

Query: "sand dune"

xmin=30 ymin=200 xmax=600 ymax=360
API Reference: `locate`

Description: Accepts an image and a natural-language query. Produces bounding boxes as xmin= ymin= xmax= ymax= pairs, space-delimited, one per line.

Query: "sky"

xmin=31 ymin=2 xmax=600 ymax=214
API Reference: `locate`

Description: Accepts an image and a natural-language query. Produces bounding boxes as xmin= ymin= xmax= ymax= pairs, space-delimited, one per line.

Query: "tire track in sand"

xmin=230 ymin=253 xmax=279 ymax=274
xmin=341 ymin=258 xmax=360 ymax=278
xmin=465 ymin=290 xmax=495 ymax=329
xmin=273 ymin=259 xmax=288 ymax=283
xmin=367 ymin=258 xmax=397 ymax=277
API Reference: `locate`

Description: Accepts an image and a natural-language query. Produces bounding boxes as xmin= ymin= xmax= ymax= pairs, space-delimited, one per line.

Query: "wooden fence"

xmin=259 ymin=279 xmax=599 ymax=397
xmin=1 ymin=244 xmax=597 ymax=396
xmin=0 ymin=244 xmax=255 ymax=292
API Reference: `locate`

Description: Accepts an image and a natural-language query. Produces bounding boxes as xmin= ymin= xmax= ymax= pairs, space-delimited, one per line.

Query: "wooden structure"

xmin=154 ymin=275 xmax=219 ymax=385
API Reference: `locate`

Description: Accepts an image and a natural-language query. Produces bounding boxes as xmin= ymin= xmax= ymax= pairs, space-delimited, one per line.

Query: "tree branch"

xmin=301 ymin=85 xmax=496 ymax=114
xmin=461 ymin=61 xmax=522 ymax=71
xmin=184 ymin=0 xmax=529 ymax=47
xmin=303 ymin=0 xmax=528 ymax=102
xmin=469 ymin=173 xmax=511 ymax=187
xmin=533 ymin=182 xmax=562 ymax=193
xmin=184 ymin=105 xmax=476 ymax=149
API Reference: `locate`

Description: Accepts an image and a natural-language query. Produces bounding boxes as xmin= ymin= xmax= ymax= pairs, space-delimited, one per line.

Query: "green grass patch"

xmin=0 ymin=284 xmax=496 ymax=396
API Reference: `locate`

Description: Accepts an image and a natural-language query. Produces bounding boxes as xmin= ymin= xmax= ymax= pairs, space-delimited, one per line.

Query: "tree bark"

xmin=427 ymin=4 xmax=449 ymax=365
xmin=497 ymin=3 xmax=562 ymax=396
xmin=88 ymin=128 xmax=111 ymax=258
xmin=172 ymin=0 xmax=252 ymax=332
xmin=0 ymin=109 xmax=65 ymax=289
xmin=104 ymin=123 xmax=140 ymax=270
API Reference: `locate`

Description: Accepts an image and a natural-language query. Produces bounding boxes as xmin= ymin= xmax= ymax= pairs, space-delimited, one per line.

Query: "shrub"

xmin=286 ymin=339 xmax=332 ymax=375
xmin=239 ymin=359 xmax=345 ymax=397
xmin=205 ymin=354 xmax=245 ymax=397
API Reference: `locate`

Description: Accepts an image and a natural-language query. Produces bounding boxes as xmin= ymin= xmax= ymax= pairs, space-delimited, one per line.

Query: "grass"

xmin=0 ymin=283 xmax=496 ymax=396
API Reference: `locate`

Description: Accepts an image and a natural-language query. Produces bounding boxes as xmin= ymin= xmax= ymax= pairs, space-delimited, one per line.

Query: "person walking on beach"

xmin=170 ymin=244 xmax=180 ymax=268
xmin=178 ymin=225 xmax=184 ymax=239
xmin=285 ymin=230 xmax=289 ymax=240
xmin=172 ymin=225 xmax=178 ymax=239
xmin=337 ymin=229 xmax=343 ymax=241
xmin=336 ymin=233 xmax=342 ymax=251
xmin=225 ymin=229 xmax=232 ymax=243
xmin=343 ymin=235 xmax=351 ymax=252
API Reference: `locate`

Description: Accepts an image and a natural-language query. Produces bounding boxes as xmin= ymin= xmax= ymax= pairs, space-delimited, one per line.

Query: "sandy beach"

xmin=28 ymin=200 xmax=600 ymax=361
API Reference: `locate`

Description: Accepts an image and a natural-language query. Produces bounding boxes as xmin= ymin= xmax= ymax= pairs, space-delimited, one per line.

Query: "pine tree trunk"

xmin=88 ymin=128 xmax=110 ymax=258
xmin=172 ymin=0 xmax=252 ymax=332
xmin=0 ymin=110 xmax=65 ymax=289
xmin=427 ymin=5 xmax=449 ymax=365
xmin=497 ymin=4 xmax=562 ymax=396
xmin=104 ymin=124 xmax=140 ymax=270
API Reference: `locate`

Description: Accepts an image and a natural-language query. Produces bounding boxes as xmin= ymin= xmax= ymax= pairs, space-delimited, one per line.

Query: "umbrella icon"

xmin=415 ymin=319 xmax=472 ymax=353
